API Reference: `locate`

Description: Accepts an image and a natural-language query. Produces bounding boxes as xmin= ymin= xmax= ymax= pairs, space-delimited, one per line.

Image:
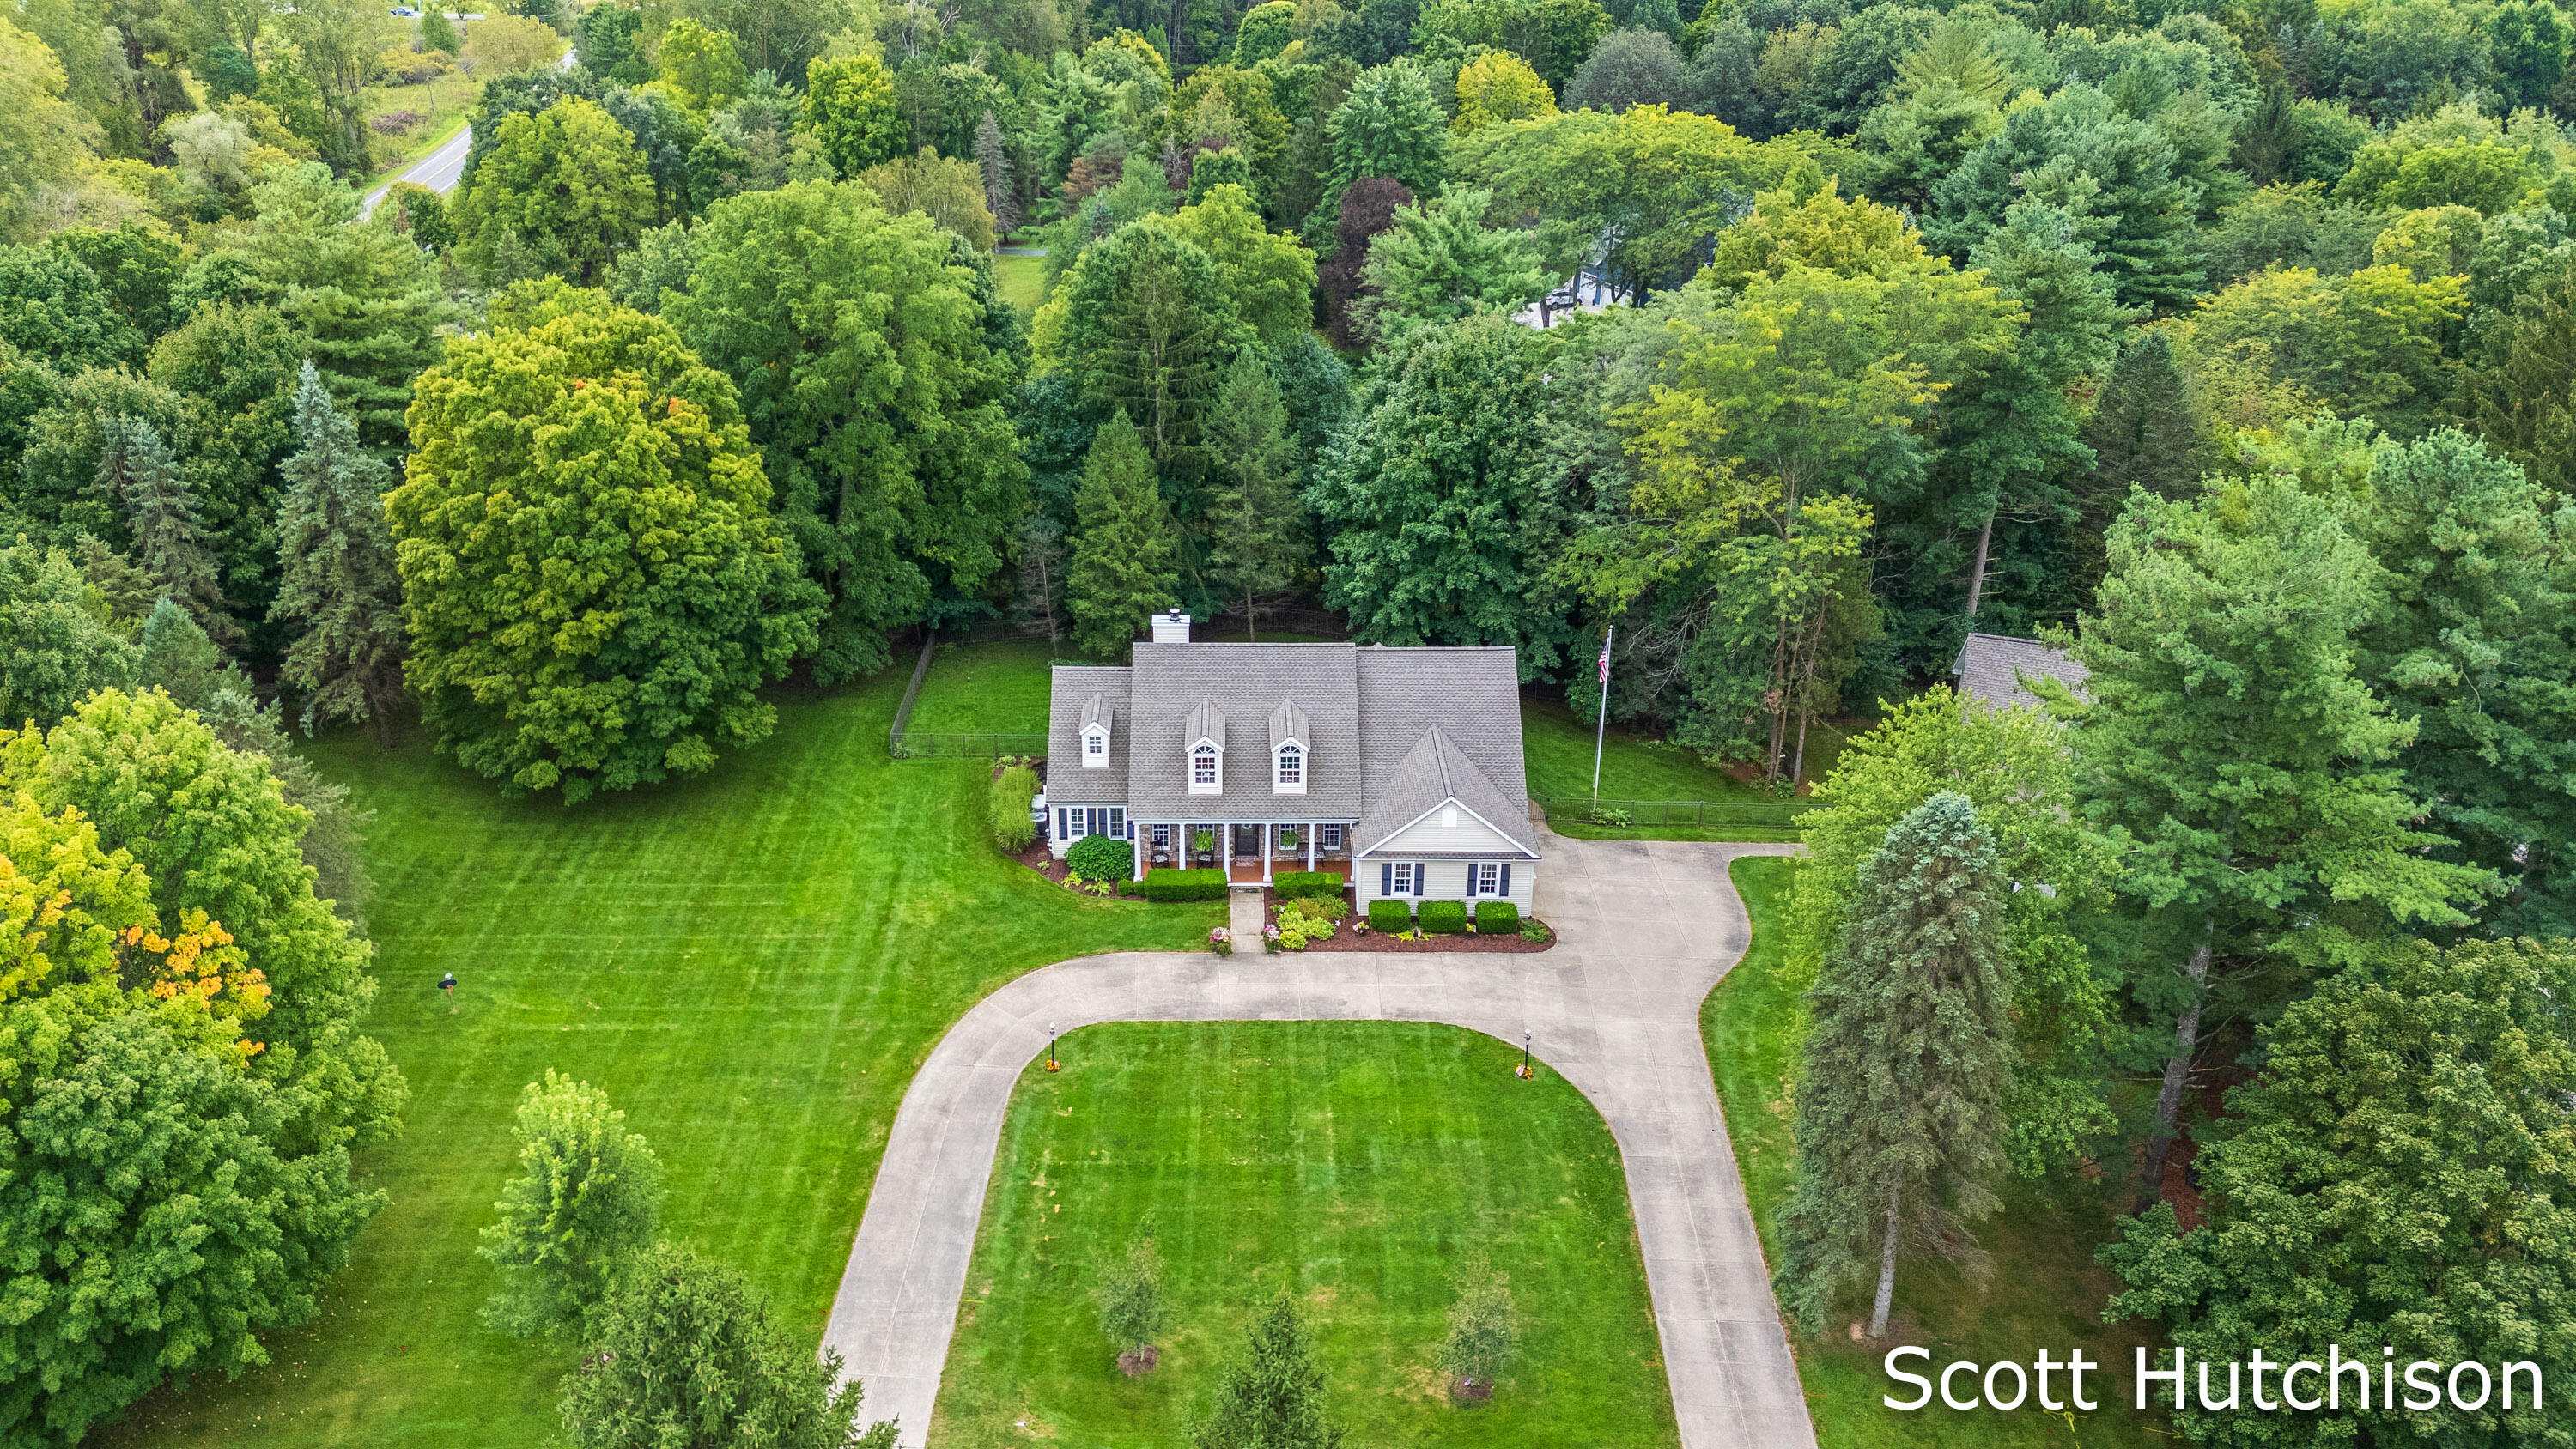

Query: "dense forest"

xmin=4 ymin=0 xmax=2576 ymax=1438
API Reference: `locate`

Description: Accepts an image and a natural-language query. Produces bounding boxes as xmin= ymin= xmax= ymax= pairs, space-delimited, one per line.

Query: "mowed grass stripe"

xmin=932 ymin=1022 xmax=1680 ymax=1449
xmin=101 ymin=673 xmax=1217 ymax=1449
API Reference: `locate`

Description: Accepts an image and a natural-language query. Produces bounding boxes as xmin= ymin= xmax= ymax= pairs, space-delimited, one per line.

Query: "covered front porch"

xmin=1135 ymin=821 xmax=1357 ymax=882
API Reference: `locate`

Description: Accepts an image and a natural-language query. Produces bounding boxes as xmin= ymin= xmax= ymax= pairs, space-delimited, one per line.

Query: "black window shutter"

xmin=1414 ymin=864 xmax=1426 ymax=896
xmin=1381 ymin=862 xmax=1392 ymax=895
xmin=1499 ymin=864 xmax=1512 ymax=897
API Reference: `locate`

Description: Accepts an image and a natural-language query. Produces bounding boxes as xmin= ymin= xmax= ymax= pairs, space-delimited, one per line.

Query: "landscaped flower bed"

xmin=1263 ymin=891 xmax=1556 ymax=952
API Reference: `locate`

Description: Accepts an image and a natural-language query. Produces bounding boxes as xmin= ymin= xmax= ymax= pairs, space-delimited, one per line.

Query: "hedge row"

xmin=1418 ymin=900 xmax=1468 ymax=935
xmin=1142 ymin=868 xmax=1228 ymax=901
xmin=1273 ymin=870 xmax=1346 ymax=899
xmin=1474 ymin=900 xmax=1520 ymax=932
xmin=1365 ymin=898 xmax=1414 ymax=932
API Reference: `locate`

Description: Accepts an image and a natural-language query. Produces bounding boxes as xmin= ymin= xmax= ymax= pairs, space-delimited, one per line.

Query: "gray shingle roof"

xmin=1047 ymin=666 xmax=1130 ymax=803
xmin=1268 ymin=698 xmax=1309 ymax=751
xmin=1355 ymin=724 xmax=1539 ymax=858
xmin=1123 ymin=644 xmax=1365 ymax=820
xmin=1355 ymin=645 xmax=1527 ymax=812
xmin=1081 ymin=692 xmax=1110 ymax=731
xmin=1952 ymin=633 xmax=2090 ymax=709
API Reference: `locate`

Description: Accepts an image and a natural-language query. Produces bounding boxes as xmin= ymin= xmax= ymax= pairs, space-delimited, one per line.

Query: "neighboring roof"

xmin=1952 ymin=633 xmax=2090 ymax=710
xmin=1047 ymin=666 xmax=1130 ymax=803
xmin=1269 ymin=698 xmax=1309 ymax=751
xmin=1355 ymin=724 xmax=1540 ymax=858
xmin=1123 ymin=644 xmax=1366 ymax=820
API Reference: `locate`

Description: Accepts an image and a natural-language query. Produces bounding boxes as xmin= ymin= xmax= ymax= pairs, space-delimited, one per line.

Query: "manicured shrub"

xmin=1066 ymin=833 xmax=1133 ymax=882
xmin=1474 ymin=900 xmax=1519 ymax=933
xmin=1367 ymin=897 xmax=1413 ymax=932
xmin=1273 ymin=870 xmax=1346 ymax=899
xmin=1143 ymin=867 xmax=1228 ymax=901
xmin=990 ymin=765 xmax=1039 ymax=852
xmin=1419 ymin=900 xmax=1468 ymax=934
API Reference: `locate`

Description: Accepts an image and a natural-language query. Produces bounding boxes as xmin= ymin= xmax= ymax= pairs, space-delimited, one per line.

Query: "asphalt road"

xmin=360 ymin=121 xmax=471 ymax=216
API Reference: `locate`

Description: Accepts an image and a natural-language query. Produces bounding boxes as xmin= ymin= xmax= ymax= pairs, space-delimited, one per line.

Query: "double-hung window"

xmin=1320 ymin=823 xmax=1344 ymax=851
xmin=1275 ymin=743 xmax=1302 ymax=788
xmin=1389 ymin=862 xmax=1415 ymax=894
xmin=1193 ymin=747 xmax=1218 ymax=787
xmin=1151 ymin=823 xmax=1172 ymax=847
xmin=1473 ymin=863 xmax=1501 ymax=895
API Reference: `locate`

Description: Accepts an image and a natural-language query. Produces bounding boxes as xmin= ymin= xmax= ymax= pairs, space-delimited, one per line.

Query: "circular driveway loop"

xmin=823 ymin=834 xmax=1818 ymax=1449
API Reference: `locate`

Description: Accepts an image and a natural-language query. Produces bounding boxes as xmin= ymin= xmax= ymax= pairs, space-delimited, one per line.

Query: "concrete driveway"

xmin=821 ymin=833 xmax=1816 ymax=1449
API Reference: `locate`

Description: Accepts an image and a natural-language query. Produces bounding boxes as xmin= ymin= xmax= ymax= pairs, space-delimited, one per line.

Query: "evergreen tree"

xmin=2075 ymin=330 xmax=2203 ymax=589
xmin=97 ymin=414 xmax=234 ymax=646
xmin=1773 ymin=792 xmax=2016 ymax=1338
xmin=1205 ymin=348 xmax=1306 ymax=638
xmin=482 ymin=1072 xmax=665 ymax=1341
xmin=2067 ymin=477 xmax=2496 ymax=1212
xmin=1067 ymin=411 xmax=1180 ymax=659
xmin=1015 ymin=513 xmax=1067 ymax=649
xmin=70 ymin=536 xmax=155 ymax=628
xmin=136 ymin=596 xmax=234 ymax=708
xmin=0 ymin=538 xmax=138 ymax=727
xmin=272 ymin=362 xmax=407 ymax=744
xmin=975 ymin=109 xmax=1018 ymax=236
xmin=1191 ymin=1294 xmax=1345 ymax=1449
xmin=1080 ymin=233 xmax=1236 ymax=486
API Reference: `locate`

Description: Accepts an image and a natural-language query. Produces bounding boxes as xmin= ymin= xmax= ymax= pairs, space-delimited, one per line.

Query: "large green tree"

xmin=1309 ymin=313 xmax=1571 ymax=673
xmin=98 ymin=413 xmax=235 ymax=646
xmin=1315 ymin=60 xmax=1449 ymax=225
xmin=0 ymin=539 xmax=137 ymax=727
xmin=800 ymin=53 xmax=903 ymax=178
xmin=1352 ymin=187 xmax=1550 ymax=342
xmin=666 ymin=182 xmax=1025 ymax=682
xmin=1037 ymin=222 xmax=1242 ymax=495
xmin=387 ymin=283 xmax=823 ymax=803
xmin=2349 ymin=431 xmax=2576 ymax=937
xmin=1205 ymin=348 xmax=1307 ymax=637
xmin=2063 ymin=476 xmax=2497 ymax=1209
xmin=1774 ymin=792 xmax=2017 ymax=1338
xmin=1067 ymin=410 xmax=1179 ymax=658
xmin=2101 ymin=937 xmax=2576 ymax=1449
xmin=453 ymin=97 xmax=659 ymax=288
xmin=271 ymin=361 xmax=406 ymax=743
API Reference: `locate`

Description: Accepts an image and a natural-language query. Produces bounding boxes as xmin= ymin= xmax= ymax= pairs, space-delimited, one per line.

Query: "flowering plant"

xmin=1263 ymin=922 xmax=1283 ymax=954
xmin=1210 ymin=925 xmax=1232 ymax=956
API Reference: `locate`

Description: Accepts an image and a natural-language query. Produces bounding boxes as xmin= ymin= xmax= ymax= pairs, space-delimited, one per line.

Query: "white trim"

xmin=1272 ymin=740 xmax=1305 ymax=795
xmin=1188 ymin=739 xmax=1222 ymax=794
xmin=1357 ymin=796 xmax=1541 ymax=860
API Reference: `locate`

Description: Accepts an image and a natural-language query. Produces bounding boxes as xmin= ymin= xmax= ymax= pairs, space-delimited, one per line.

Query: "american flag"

xmin=1597 ymin=634 xmax=1612 ymax=687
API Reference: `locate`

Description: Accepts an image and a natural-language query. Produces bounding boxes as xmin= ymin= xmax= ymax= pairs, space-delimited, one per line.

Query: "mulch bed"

xmin=1451 ymin=1376 xmax=1493 ymax=1403
xmin=1263 ymin=892 xmax=1557 ymax=953
xmin=1117 ymin=1345 xmax=1160 ymax=1377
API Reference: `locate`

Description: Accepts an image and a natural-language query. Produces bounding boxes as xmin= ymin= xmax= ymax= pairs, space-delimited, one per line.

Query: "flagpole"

xmin=1592 ymin=626 xmax=1613 ymax=814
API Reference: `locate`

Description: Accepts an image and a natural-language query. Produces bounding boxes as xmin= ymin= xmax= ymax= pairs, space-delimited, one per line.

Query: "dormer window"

xmin=1082 ymin=725 xmax=1109 ymax=766
xmin=1191 ymin=745 xmax=1221 ymax=792
xmin=1273 ymin=741 xmax=1304 ymax=794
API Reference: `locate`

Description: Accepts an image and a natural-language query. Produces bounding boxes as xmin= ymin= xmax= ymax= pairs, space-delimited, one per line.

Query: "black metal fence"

xmin=1534 ymin=796 xmax=1807 ymax=832
xmin=889 ymin=731 xmax=1048 ymax=760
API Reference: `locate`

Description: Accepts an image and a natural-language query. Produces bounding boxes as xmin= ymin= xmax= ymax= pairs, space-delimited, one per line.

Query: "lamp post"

xmin=1046 ymin=1022 xmax=1060 ymax=1074
xmin=1516 ymin=1030 xmax=1533 ymax=1081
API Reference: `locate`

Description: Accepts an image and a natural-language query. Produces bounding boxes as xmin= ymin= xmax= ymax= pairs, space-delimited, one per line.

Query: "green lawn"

xmin=360 ymin=67 xmax=481 ymax=187
xmin=1522 ymin=697 xmax=1811 ymax=840
xmin=1704 ymin=857 xmax=2161 ymax=1449
xmin=993 ymin=252 xmax=1046 ymax=312
xmin=98 ymin=673 xmax=1219 ymax=1449
xmin=932 ymin=1022 xmax=1679 ymax=1448
xmin=906 ymin=637 xmax=1061 ymax=737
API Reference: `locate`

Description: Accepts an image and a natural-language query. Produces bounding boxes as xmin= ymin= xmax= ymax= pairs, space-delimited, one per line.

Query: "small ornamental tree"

xmin=1193 ymin=1294 xmax=1345 ymax=1449
xmin=1439 ymin=1269 xmax=1516 ymax=1399
xmin=388 ymin=282 xmax=823 ymax=803
xmin=560 ymin=1243 xmax=896 ymax=1449
xmin=1773 ymin=792 xmax=2016 ymax=1339
xmin=480 ymin=1071 xmax=665 ymax=1340
xmin=801 ymin=54 xmax=903 ymax=178
xmin=272 ymin=362 xmax=408 ymax=743
xmin=1094 ymin=1240 xmax=1167 ymax=1368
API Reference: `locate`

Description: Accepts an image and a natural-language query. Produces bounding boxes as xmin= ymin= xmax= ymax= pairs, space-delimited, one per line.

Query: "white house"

xmin=1045 ymin=613 xmax=1540 ymax=912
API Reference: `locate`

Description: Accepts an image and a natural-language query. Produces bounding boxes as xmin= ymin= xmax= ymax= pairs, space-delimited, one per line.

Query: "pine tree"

xmin=1206 ymin=348 xmax=1307 ymax=639
xmin=1067 ymin=411 xmax=1180 ymax=659
xmin=2075 ymin=330 xmax=2203 ymax=590
xmin=70 ymin=536 xmax=156 ymax=628
xmin=1192 ymin=1294 xmax=1345 ymax=1449
xmin=1773 ymin=792 xmax=2015 ymax=1339
xmin=1090 ymin=239 xmax=1233 ymax=486
xmin=974 ymin=109 xmax=1018 ymax=237
xmin=272 ymin=362 xmax=408 ymax=744
xmin=1015 ymin=513 xmax=1067 ymax=650
xmin=97 ymin=415 xmax=235 ymax=646
xmin=136 ymin=596 xmax=236 ymax=708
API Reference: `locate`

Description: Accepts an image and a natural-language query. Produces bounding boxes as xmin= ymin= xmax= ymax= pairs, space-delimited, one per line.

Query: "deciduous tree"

xmin=389 ymin=283 xmax=822 ymax=803
xmin=0 ymin=539 xmax=137 ymax=727
xmin=482 ymin=1071 xmax=664 ymax=1340
xmin=453 ymin=97 xmax=658 ymax=288
xmin=1353 ymin=187 xmax=1549 ymax=340
xmin=801 ymin=53 xmax=903 ymax=178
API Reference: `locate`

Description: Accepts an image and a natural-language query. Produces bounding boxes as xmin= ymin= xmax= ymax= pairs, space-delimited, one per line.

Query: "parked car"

xmin=388 ymin=5 xmax=418 ymax=15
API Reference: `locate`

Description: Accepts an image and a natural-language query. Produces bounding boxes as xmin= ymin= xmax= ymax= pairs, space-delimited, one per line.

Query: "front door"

xmin=1230 ymin=823 xmax=1261 ymax=859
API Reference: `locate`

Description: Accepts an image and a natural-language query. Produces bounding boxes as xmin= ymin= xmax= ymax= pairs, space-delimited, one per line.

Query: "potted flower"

xmin=1278 ymin=827 xmax=1299 ymax=852
xmin=1192 ymin=828 xmax=1216 ymax=865
xmin=1210 ymin=925 xmax=1232 ymax=956
xmin=1263 ymin=923 xmax=1282 ymax=954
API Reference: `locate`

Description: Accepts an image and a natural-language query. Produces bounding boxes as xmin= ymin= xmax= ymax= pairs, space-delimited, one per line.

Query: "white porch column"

xmin=1261 ymin=823 xmax=1273 ymax=882
xmin=1133 ymin=821 xmax=1146 ymax=882
xmin=1305 ymin=823 xmax=1315 ymax=871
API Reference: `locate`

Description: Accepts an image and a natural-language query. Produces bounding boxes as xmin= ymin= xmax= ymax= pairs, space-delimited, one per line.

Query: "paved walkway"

xmin=822 ymin=833 xmax=1815 ymax=1449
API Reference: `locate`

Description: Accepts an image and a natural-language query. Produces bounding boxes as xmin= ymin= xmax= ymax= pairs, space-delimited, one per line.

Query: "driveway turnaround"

xmin=822 ymin=833 xmax=1816 ymax=1449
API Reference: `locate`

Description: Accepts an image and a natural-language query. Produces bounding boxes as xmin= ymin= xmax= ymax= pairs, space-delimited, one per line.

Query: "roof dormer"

xmin=1269 ymin=698 xmax=1309 ymax=795
xmin=1079 ymin=692 xmax=1111 ymax=768
xmin=1187 ymin=699 xmax=1225 ymax=794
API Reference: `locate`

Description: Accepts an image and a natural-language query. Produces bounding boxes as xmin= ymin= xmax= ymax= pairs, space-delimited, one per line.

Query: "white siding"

xmin=1354 ymin=857 xmax=1536 ymax=914
xmin=1364 ymin=801 xmax=1532 ymax=858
